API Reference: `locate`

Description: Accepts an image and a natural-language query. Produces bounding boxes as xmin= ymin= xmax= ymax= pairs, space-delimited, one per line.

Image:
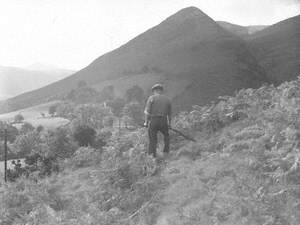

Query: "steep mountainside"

xmin=0 ymin=66 xmax=74 ymax=100
xmin=217 ymin=21 xmax=249 ymax=38
xmin=247 ymin=15 xmax=300 ymax=84
xmin=1 ymin=7 xmax=267 ymax=113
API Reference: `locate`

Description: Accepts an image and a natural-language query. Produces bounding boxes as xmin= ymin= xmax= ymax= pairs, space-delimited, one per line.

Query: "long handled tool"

xmin=137 ymin=123 xmax=196 ymax=142
xmin=169 ymin=127 xmax=196 ymax=142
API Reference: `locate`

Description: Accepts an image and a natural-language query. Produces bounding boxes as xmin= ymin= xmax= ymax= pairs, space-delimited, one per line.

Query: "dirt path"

xmin=155 ymin=153 xmax=243 ymax=225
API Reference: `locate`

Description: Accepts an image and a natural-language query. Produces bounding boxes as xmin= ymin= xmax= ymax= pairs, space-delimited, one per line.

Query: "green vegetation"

xmin=48 ymin=104 xmax=57 ymax=117
xmin=125 ymin=85 xmax=145 ymax=103
xmin=2 ymin=78 xmax=300 ymax=224
xmin=20 ymin=122 xmax=35 ymax=134
xmin=73 ymin=125 xmax=96 ymax=147
xmin=0 ymin=122 xmax=19 ymax=143
xmin=14 ymin=114 xmax=24 ymax=123
xmin=122 ymin=101 xmax=144 ymax=127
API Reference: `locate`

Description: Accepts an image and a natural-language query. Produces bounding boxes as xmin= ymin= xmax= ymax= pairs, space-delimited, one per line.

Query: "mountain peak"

xmin=177 ymin=6 xmax=204 ymax=14
xmin=157 ymin=6 xmax=215 ymax=32
xmin=170 ymin=6 xmax=208 ymax=20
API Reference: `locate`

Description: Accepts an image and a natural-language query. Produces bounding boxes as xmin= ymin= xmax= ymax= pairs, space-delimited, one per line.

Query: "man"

xmin=144 ymin=84 xmax=172 ymax=158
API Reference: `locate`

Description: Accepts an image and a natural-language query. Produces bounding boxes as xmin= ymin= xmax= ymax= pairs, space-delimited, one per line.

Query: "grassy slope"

xmin=3 ymin=78 xmax=300 ymax=224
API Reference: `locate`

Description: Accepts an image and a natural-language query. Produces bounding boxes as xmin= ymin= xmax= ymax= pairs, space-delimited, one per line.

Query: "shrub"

xmin=73 ymin=125 xmax=96 ymax=147
xmin=14 ymin=131 xmax=42 ymax=156
xmin=107 ymin=98 xmax=126 ymax=118
xmin=0 ymin=121 xmax=19 ymax=143
xmin=66 ymin=83 xmax=99 ymax=104
xmin=12 ymin=128 xmax=76 ymax=178
xmin=125 ymin=85 xmax=145 ymax=103
xmin=72 ymin=103 xmax=111 ymax=130
xmin=7 ymin=160 xmax=27 ymax=182
xmin=97 ymin=85 xmax=115 ymax=102
xmin=14 ymin=113 xmax=24 ymax=123
xmin=56 ymin=101 xmax=75 ymax=119
xmin=36 ymin=125 xmax=44 ymax=133
xmin=46 ymin=128 xmax=77 ymax=159
xmin=71 ymin=146 xmax=101 ymax=168
xmin=0 ymin=177 xmax=67 ymax=224
xmin=103 ymin=115 xmax=114 ymax=127
xmin=122 ymin=101 xmax=144 ymax=126
xmin=48 ymin=105 xmax=57 ymax=117
xmin=20 ymin=122 xmax=35 ymax=134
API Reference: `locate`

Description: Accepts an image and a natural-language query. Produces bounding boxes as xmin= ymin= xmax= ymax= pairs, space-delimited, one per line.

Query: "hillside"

xmin=247 ymin=15 xmax=300 ymax=84
xmin=217 ymin=21 xmax=268 ymax=39
xmin=0 ymin=7 xmax=267 ymax=113
xmin=0 ymin=65 xmax=74 ymax=100
xmin=2 ymin=77 xmax=300 ymax=225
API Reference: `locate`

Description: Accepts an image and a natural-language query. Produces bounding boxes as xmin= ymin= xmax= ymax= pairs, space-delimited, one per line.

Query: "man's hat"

xmin=151 ymin=83 xmax=163 ymax=91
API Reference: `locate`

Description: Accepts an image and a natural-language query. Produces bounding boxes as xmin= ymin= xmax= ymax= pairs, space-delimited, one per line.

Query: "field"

xmin=0 ymin=101 xmax=69 ymax=129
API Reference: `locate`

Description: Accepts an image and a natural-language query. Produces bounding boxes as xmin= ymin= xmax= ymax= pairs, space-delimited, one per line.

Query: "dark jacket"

xmin=144 ymin=94 xmax=172 ymax=118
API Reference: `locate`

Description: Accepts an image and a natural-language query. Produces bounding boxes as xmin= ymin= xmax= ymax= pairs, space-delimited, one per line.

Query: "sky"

xmin=0 ymin=0 xmax=299 ymax=70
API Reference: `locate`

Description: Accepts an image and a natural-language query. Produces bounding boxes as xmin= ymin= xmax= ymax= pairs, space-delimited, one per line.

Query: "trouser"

xmin=148 ymin=116 xmax=169 ymax=157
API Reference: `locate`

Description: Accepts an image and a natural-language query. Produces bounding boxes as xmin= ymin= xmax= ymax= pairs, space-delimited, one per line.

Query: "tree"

xmin=46 ymin=128 xmax=77 ymax=159
xmin=66 ymin=85 xmax=99 ymax=104
xmin=73 ymin=125 xmax=96 ymax=147
xmin=20 ymin=122 xmax=35 ymax=134
xmin=122 ymin=101 xmax=144 ymax=126
xmin=0 ymin=144 xmax=18 ymax=161
xmin=56 ymin=101 xmax=75 ymax=119
xmin=97 ymin=85 xmax=115 ymax=103
xmin=0 ymin=122 xmax=19 ymax=143
xmin=108 ymin=98 xmax=126 ymax=118
xmin=24 ymin=142 xmax=59 ymax=176
xmin=36 ymin=125 xmax=44 ymax=133
xmin=20 ymin=128 xmax=74 ymax=176
xmin=72 ymin=103 xmax=111 ymax=130
xmin=14 ymin=131 xmax=42 ymax=156
xmin=14 ymin=114 xmax=24 ymax=123
xmin=48 ymin=105 xmax=57 ymax=117
xmin=125 ymin=85 xmax=145 ymax=103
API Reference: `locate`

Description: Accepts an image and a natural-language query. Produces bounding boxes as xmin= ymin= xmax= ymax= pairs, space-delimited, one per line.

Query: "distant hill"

xmin=247 ymin=15 xmax=300 ymax=84
xmin=26 ymin=62 xmax=71 ymax=71
xmin=217 ymin=21 xmax=268 ymax=39
xmin=0 ymin=65 xmax=74 ymax=100
xmin=0 ymin=7 xmax=267 ymax=113
xmin=247 ymin=25 xmax=268 ymax=34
